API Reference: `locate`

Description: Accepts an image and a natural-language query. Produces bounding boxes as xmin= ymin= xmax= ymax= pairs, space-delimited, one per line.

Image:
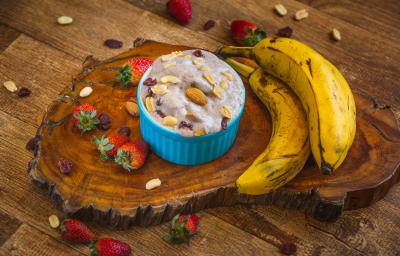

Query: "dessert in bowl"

xmin=137 ymin=49 xmax=245 ymax=165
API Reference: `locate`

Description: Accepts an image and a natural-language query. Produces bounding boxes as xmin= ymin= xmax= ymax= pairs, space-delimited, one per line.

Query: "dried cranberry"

xmin=193 ymin=49 xmax=204 ymax=57
xmin=143 ymin=78 xmax=157 ymax=86
xmin=71 ymin=84 xmax=76 ymax=91
xmin=221 ymin=118 xmax=228 ymax=130
xmin=26 ymin=135 xmax=40 ymax=151
xmin=156 ymin=98 xmax=162 ymax=106
xmin=98 ymin=112 xmax=112 ymax=130
xmin=280 ymin=243 xmax=297 ymax=255
xmin=147 ymin=87 xmax=154 ymax=97
xmin=118 ymin=127 xmax=131 ymax=137
xmin=277 ymin=26 xmax=293 ymax=38
xmin=18 ymin=87 xmax=31 ymax=97
xmin=156 ymin=110 xmax=166 ymax=118
xmin=178 ymin=121 xmax=193 ymax=130
xmin=58 ymin=159 xmax=73 ymax=174
xmin=203 ymin=20 xmax=216 ymax=31
xmin=104 ymin=39 xmax=123 ymax=49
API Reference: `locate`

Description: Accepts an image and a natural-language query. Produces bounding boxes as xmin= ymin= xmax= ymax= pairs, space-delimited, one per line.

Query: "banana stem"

xmin=217 ymin=46 xmax=254 ymax=59
xmin=225 ymin=58 xmax=256 ymax=78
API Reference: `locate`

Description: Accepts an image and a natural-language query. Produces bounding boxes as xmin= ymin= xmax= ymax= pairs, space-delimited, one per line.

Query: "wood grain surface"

xmin=0 ymin=0 xmax=399 ymax=255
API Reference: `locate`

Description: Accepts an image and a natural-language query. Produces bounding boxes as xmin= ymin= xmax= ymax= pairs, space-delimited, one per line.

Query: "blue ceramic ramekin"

xmin=137 ymin=67 xmax=245 ymax=165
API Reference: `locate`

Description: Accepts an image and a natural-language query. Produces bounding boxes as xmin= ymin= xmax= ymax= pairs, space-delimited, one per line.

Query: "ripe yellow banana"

xmin=219 ymin=37 xmax=356 ymax=175
xmin=225 ymin=58 xmax=310 ymax=195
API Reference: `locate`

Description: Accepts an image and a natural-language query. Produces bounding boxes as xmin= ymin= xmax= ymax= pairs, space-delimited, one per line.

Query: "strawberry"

xmin=90 ymin=237 xmax=131 ymax=256
xmin=93 ymin=133 xmax=130 ymax=160
xmin=58 ymin=219 xmax=95 ymax=244
xmin=230 ymin=19 xmax=267 ymax=46
xmin=116 ymin=57 xmax=154 ymax=87
xmin=114 ymin=140 xmax=149 ymax=171
xmin=163 ymin=213 xmax=199 ymax=244
xmin=167 ymin=0 xmax=192 ymax=25
xmin=72 ymin=103 xmax=100 ymax=134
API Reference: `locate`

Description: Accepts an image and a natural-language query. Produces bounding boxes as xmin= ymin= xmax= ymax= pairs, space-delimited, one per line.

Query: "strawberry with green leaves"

xmin=231 ymin=19 xmax=267 ymax=46
xmin=163 ymin=213 xmax=199 ymax=244
xmin=72 ymin=103 xmax=100 ymax=134
xmin=93 ymin=133 xmax=130 ymax=160
xmin=114 ymin=140 xmax=149 ymax=171
xmin=52 ymin=218 xmax=96 ymax=244
xmin=116 ymin=57 xmax=154 ymax=87
xmin=90 ymin=237 xmax=131 ymax=256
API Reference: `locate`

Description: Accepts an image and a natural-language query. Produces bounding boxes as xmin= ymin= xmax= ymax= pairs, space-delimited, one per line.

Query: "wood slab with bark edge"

xmin=28 ymin=39 xmax=400 ymax=228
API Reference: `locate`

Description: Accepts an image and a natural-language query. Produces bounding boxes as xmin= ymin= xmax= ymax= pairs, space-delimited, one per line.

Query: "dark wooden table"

xmin=0 ymin=0 xmax=399 ymax=255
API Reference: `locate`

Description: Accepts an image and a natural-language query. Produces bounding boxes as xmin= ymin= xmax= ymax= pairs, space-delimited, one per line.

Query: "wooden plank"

xmin=0 ymin=209 xmax=21 ymax=247
xmin=0 ymin=24 xmax=20 ymax=53
xmin=0 ymin=224 xmax=85 ymax=256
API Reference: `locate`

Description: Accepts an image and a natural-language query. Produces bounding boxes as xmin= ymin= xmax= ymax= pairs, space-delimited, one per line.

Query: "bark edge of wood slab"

xmin=27 ymin=39 xmax=400 ymax=227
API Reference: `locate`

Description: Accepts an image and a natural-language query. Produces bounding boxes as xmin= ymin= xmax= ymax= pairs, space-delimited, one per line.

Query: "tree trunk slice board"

xmin=28 ymin=39 xmax=400 ymax=227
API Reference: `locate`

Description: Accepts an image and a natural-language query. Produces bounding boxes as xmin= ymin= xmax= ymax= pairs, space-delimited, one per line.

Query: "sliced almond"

xmin=192 ymin=58 xmax=203 ymax=65
xmin=163 ymin=61 xmax=176 ymax=69
xmin=145 ymin=97 xmax=155 ymax=112
xmin=203 ymin=74 xmax=215 ymax=85
xmin=220 ymin=80 xmax=228 ymax=89
xmin=163 ymin=115 xmax=178 ymax=126
xmin=3 ymin=80 xmax=17 ymax=92
xmin=194 ymin=130 xmax=206 ymax=136
xmin=145 ymin=178 xmax=161 ymax=190
xmin=48 ymin=215 xmax=60 ymax=228
xmin=212 ymin=85 xmax=223 ymax=99
xmin=221 ymin=71 xmax=233 ymax=81
xmin=220 ymin=105 xmax=232 ymax=119
xmin=178 ymin=52 xmax=191 ymax=58
xmin=151 ymin=84 xmax=168 ymax=95
xmin=332 ymin=28 xmax=341 ymax=41
xmin=274 ymin=4 xmax=287 ymax=16
xmin=185 ymin=87 xmax=208 ymax=106
xmin=295 ymin=9 xmax=309 ymax=20
xmin=160 ymin=75 xmax=180 ymax=84
xmin=161 ymin=54 xmax=176 ymax=62
xmin=125 ymin=101 xmax=139 ymax=116
xmin=57 ymin=16 xmax=73 ymax=25
xmin=198 ymin=65 xmax=211 ymax=71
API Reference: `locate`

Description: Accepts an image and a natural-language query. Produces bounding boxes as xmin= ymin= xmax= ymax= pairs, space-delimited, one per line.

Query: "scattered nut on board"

xmin=274 ymin=4 xmax=287 ymax=16
xmin=125 ymin=101 xmax=139 ymax=116
xmin=57 ymin=16 xmax=73 ymax=25
xmin=3 ymin=80 xmax=18 ymax=92
xmin=332 ymin=28 xmax=341 ymax=41
xmin=145 ymin=178 xmax=161 ymax=190
xmin=48 ymin=215 xmax=60 ymax=228
xmin=295 ymin=9 xmax=309 ymax=20
xmin=79 ymin=86 xmax=93 ymax=97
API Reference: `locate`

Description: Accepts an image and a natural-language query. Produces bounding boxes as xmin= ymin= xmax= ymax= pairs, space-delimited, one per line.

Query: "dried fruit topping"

xmin=125 ymin=101 xmax=139 ymax=117
xmin=178 ymin=121 xmax=193 ymax=130
xmin=278 ymin=26 xmax=293 ymax=38
xmin=167 ymin=0 xmax=192 ymax=25
xmin=146 ymin=87 xmax=155 ymax=98
xmin=3 ymin=80 xmax=17 ymax=92
xmin=143 ymin=77 xmax=157 ymax=86
xmin=185 ymin=87 xmax=208 ymax=106
xmin=280 ymin=242 xmax=297 ymax=255
xmin=98 ymin=112 xmax=112 ymax=130
xmin=59 ymin=219 xmax=95 ymax=244
xmin=192 ymin=49 xmax=204 ymax=57
xmin=93 ymin=133 xmax=129 ymax=160
xmin=274 ymin=4 xmax=287 ymax=16
xmin=104 ymin=39 xmax=123 ymax=49
xmin=295 ymin=9 xmax=309 ymax=21
xmin=58 ymin=159 xmax=73 ymax=174
xmin=118 ymin=127 xmax=131 ymax=137
xmin=203 ymin=20 xmax=216 ymax=31
xmin=145 ymin=178 xmax=162 ymax=190
xmin=17 ymin=87 xmax=31 ymax=97
xmin=79 ymin=86 xmax=93 ymax=98
xmin=221 ymin=117 xmax=228 ymax=130
xmin=90 ymin=237 xmax=132 ymax=256
xmin=156 ymin=110 xmax=166 ymax=118
xmin=115 ymin=140 xmax=149 ymax=171
xmin=163 ymin=115 xmax=178 ymax=126
xmin=164 ymin=213 xmax=199 ymax=244
xmin=26 ymin=135 xmax=41 ymax=152
xmin=156 ymin=98 xmax=162 ymax=106
xmin=231 ymin=19 xmax=267 ymax=46
xmin=72 ymin=103 xmax=99 ymax=134
xmin=57 ymin=16 xmax=73 ymax=25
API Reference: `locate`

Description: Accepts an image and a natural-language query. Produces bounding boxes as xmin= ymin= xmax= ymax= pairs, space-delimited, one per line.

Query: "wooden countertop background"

xmin=0 ymin=0 xmax=399 ymax=255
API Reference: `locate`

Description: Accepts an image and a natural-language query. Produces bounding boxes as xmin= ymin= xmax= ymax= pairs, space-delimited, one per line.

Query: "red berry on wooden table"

xmin=90 ymin=237 xmax=132 ymax=256
xmin=167 ymin=0 xmax=192 ymax=25
xmin=230 ymin=19 xmax=267 ymax=46
xmin=58 ymin=219 xmax=95 ymax=244
xmin=163 ymin=213 xmax=199 ymax=243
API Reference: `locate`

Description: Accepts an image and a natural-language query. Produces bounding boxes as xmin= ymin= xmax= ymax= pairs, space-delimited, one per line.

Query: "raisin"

xmin=156 ymin=110 xmax=166 ymax=118
xmin=58 ymin=159 xmax=73 ymax=174
xmin=203 ymin=20 xmax=216 ymax=31
xmin=18 ymin=87 xmax=31 ymax=97
xmin=277 ymin=26 xmax=293 ymax=38
xmin=118 ymin=127 xmax=131 ymax=137
xmin=71 ymin=84 xmax=76 ymax=91
xmin=104 ymin=39 xmax=123 ymax=49
xmin=143 ymin=78 xmax=157 ymax=86
xmin=26 ymin=135 xmax=41 ymax=152
xmin=98 ymin=112 xmax=112 ymax=130
xmin=178 ymin=121 xmax=193 ymax=130
xmin=280 ymin=243 xmax=297 ymax=255
xmin=156 ymin=98 xmax=162 ymax=106
xmin=221 ymin=118 xmax=228 ymax=130
xmin=193 ymin=49 xmax=204 ymax=57
xmin=147 ymin=87 xmax=154 ymax=97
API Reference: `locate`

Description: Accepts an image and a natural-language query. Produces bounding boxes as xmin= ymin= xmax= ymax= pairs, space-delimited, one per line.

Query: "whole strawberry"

xmin=90 ymin=237 xmax=131 ymax=256
xmin=93 ymin=133 xmax=130 ymax=160
xmin=163 ymin=213 xmax=199 ymax=244
xmin=167 ymin=0 xmax=192 ymax=25
xmin=72 ymin=103 xmax=100 ymax=134
xmin=114 ymin=140 xmax=149 ymax=171
xmin=57 ymin=219 xmax=95 ymax=244
xmin=116 ymin=57 xmax=154 ymax=87
xmin=231 ymin=19 xmax=267 ymax=46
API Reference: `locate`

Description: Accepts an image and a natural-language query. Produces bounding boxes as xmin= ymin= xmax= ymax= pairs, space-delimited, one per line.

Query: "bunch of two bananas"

xmin=219 ymin=37 xmax=356 ymax=195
